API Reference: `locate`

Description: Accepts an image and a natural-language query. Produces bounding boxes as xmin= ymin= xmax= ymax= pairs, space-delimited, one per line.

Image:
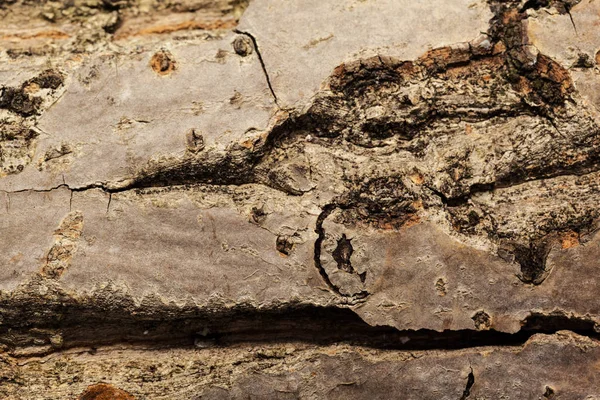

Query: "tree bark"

xmin=1 ymin=0 xmax=600 ymax=398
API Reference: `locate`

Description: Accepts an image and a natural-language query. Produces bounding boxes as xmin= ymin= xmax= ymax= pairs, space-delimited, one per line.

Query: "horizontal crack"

xmin=426 ymin=163 xmax=600 ymax=209
xmin=0 ymin=181 xmax=134 ymax=196
xmin=0 ymin=177 xmax=304 ymax=199
xmin=1 ymin=298 xmax=598 ymax=357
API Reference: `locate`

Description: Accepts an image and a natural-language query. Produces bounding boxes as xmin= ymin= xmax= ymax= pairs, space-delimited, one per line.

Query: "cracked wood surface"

xmin=1 ymin=332 xmax=599 ymax=399
xmin=3 ymin=0 xmax=600 ymax=398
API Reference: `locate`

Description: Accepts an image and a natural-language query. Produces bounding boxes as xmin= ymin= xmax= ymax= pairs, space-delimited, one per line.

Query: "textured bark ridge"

xmin=2 ymin=0 xmax=600 ymax=398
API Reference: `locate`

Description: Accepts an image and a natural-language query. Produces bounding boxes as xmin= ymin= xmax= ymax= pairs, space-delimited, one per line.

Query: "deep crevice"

xmin=0 ymin=298 xmax=598 ymax=357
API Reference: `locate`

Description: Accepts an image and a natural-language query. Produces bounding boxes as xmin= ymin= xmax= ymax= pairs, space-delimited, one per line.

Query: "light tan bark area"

xmin=2 ymin=0 xmax=600 ymax=398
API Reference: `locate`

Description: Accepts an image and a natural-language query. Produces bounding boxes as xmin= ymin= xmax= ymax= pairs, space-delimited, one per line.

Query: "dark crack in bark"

xmin=313 ymin=204 xmax=369 ymax=303
xmin=0 ymin=279 xmax=598 ymax=357
xmin=459 ymin=367 xmax=475 ymax=400
xmin=234 ymin=29 xmax=280 ymax=108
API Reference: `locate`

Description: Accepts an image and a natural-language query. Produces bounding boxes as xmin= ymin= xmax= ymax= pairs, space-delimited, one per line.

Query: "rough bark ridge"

xmin=2 ymin=0 xmax=600 ymax=398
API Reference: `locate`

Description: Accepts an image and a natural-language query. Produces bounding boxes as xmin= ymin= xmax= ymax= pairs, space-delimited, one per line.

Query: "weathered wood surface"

xmin=2 ymin=0 xmax=600 ymax=398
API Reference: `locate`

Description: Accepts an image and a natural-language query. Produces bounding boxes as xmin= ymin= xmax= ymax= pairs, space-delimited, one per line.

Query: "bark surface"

xmin=2 ymin=0 xmax=600 ymax=398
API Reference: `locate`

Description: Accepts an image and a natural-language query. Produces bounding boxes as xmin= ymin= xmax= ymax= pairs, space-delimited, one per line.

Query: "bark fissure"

xmin=459 ymin=367 xmax=475 ymax=400
xmin=0 ymin=297 xmax=597 ymax=357
xmin=234 ymin=29 xmax=280 ymax=108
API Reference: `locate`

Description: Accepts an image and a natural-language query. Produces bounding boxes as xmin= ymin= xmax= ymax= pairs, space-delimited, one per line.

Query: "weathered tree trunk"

xmin=2 ymin=0 xmax=600 ymax=398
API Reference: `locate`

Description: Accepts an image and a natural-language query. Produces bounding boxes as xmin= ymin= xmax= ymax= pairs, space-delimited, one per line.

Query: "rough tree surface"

xmin=2 ymin=0 xmax=600 ymax=398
